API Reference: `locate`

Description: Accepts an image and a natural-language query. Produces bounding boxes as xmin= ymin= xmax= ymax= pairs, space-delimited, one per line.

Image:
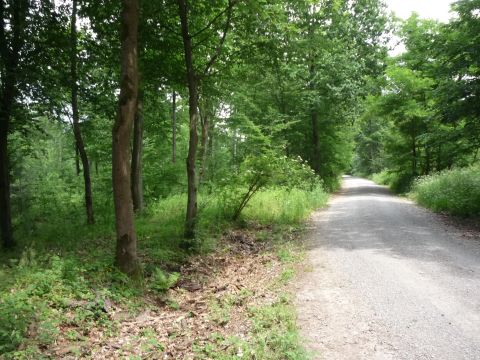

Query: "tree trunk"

xmin=311 ymin=109 xmax=320 ymax=173
xmin=208 ymin=121 xmax=215 ymax=182
xmin=0 ymin=0 xmax=28 ymax=249
xmin=0 ymin=120 xmax=13 ymax=248
xmin=71 ymin=0 xmax=94 ymax=225
xmin=308 ymin=60 xmax=320 ymax=174
xmin=208 ymin=121 xmax=214 ymax=156
xmin=131 ymin=91 xmax=144 ymax=213
xmin=199 ymin=108 xmax=209 ymax=182
xmin=411 ymin=121 xmax=417 ymax=176
xmin=172 ymin=90 xmax=177 ymax=163
xmin=75 ymin=143 xmax=80 ymax=175
xmin=424 ymin=145 xmax=431 ymax=175
xmin=178 ymin=0 xmax=199 ymax=241
xmin=232 ymin=128 xmax=237 ymax=162
xmin=412 ymin=138 xmax=417 ymax=176
xmin=113 ymin=0 xmax=140 ymax=276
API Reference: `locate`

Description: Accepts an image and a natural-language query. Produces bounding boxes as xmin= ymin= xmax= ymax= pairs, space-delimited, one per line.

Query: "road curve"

xmin=295 ymin=176 xmax=480 ymax=360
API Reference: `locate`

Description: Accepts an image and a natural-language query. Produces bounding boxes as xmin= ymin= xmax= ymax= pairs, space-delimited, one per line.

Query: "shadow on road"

xmin=306 ymin=177 xmax=480 ymax=278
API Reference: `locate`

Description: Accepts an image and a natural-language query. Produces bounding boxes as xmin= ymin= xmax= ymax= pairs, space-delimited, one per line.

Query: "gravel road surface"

xmin=296 ymin=176 xmax=480 ymax=360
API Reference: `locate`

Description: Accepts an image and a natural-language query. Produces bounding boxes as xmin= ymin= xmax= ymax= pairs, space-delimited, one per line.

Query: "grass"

xmin=0 ymin=185 xmax=328 ymax=358
xmin=244 ymin=186 xmax=328 ymax=224
xmin=247 ymin=296 xmax=309 ymax=360
xmin=411 ymin=166 xmax=480 ymax=216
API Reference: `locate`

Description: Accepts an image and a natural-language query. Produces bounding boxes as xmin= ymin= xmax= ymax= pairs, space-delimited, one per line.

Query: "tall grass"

xmin=412 ymin=166 xmax=480 ymax=216
xmin=244 ymin=186 xmax=328 ymax=224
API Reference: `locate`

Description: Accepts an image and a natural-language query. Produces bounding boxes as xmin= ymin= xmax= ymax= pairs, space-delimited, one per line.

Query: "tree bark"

xmin=172 ymin=91 xmax=177 ymax=163
xmin=113 ymin=0 xmax=140 ymax=276
xmin=199 ymin=107 xmax=209 ymax=182
xmin=411 ymin=121 xmax=417 ymax=176
xmin=71 ymin=0 xmax=94 ymax=225
xmin=424 ymin=145 xmax=431 ymax=175
xmin=75 ymin=143 xmax=80 ymax=176
xmin=178 ymin=0 xmax=199 ymax=241
xmin=131 ymin=90 xmax=144 ymax=213
xmin=311 ymin=109 xmax=320 ymax=173
xmin=308 ymin=60 xmax=320 ymax=174
xmin=0 ymin=120 xmax=13 ymax=249
xmin=0 ymin=0 xmax=27 ymax=249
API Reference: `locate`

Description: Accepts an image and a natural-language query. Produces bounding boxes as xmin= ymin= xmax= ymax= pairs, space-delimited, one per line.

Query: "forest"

xmin=0 ymin=0 xmax=478 ymax=358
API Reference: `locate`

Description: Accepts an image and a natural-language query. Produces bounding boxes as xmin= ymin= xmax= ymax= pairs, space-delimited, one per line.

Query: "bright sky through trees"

xmin=386 ymin=0 xmax=455 ymax=54
xmin=386 ymin=0 xmax=455 ymax=21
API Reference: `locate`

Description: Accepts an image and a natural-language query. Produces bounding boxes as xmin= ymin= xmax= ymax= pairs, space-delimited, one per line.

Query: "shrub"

xmin=371 ymin=170 xmax=414 ymax=193
xmin=215 ymin=154 xmax=324 ymax=221
xmin=412 ymin=166 xmax=480 ymax=216
xmin=149 ymin=269 xmax=180 ymax=293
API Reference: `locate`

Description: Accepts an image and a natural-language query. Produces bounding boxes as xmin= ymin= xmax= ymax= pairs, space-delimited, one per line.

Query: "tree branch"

xmin=203 ymin=0 xmax=236 ymax=77
xmin=190 ymin=3 xmax=232 ymax=39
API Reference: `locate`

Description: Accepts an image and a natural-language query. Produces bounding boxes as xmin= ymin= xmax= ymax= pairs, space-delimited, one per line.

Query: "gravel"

xmin=295 ymin=176 xmax=480 ymax=360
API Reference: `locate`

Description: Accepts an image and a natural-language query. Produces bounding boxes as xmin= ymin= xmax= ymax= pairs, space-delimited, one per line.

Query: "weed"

xmin=412 ymin=166 xmax=480 ymax=216
xmin=247 ymin=298 xmax=309 ymax=360
xmin=0 ymin=182 xmax=325 ymax=357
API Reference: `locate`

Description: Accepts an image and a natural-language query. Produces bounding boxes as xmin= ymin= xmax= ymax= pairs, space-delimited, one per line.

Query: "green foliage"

xmin=412 ymin=166 xmax=480 ymax=216
xmin=0 ymin=174 xmax=327 ymax=355
xmin=371 ymin=170 xmax=415 ymax=194
xmin=1 ymin=0 xmax=396 ymax=355
xmin=216 ymin=153 xmax=324 ymax=221
xmin=248 ymin=298 xmax=309 ymax=360
xmin=0 ymin=254 xmax=94 ymax=354
xmin=244 ymin=186 xmax=328 ymax=224
xmin=149 ymin=269 xmax=180 ymax=293
xmin=356 ymin=8 xmax=480 ymax=199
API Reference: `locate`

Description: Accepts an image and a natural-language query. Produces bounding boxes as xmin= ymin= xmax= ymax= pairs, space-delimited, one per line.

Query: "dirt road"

xmin=296 ymin=177 xmax=480 ymax=360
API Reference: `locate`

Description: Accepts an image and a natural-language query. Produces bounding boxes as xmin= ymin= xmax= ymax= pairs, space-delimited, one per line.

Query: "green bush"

xmin=0 ymin=254 xmax=88 ymax=354
xmin=412 ymin=166 xmax=480 ymax=216
xmin=149 ymin=269 xmax=180 ymax=293
xmin=371 ymin=170 xmax=414 ymax=193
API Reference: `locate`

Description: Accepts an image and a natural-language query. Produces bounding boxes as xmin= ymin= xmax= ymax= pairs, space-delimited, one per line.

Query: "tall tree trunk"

xmin=424 ymin=145 xmax=431 ymax=175
xmin=199 ymin=108 xmax=209 ymax=182
xmin=311 ymin=110 xmax=320 ymax=173
xmin=411 ymin=121 xmax=417 ymax=176
xmin=0 ymin=120 xmax=13 ymax=248
xmin=172 ymin=91 xmax=177 ymax=163
xmin=75 ymin=143 xmax=80 ymax=175
xmin=208 ymin=121 xmax=214 ymax=156
xmin=131 ymin=91 xmax=144 ymax=213
xmin=178 ymin=0 xmax=199 ymax=241
xmin=113 ymin=0 xmax=140 ymax=276
xmin=0 ymin=0 xmax=27 ymax=248
xmin=412 ymin=137 xmax=417 ymax=176
xmin=207 ymin=121 xmax=215 ymax=181
xmin=71 ymin=0 xmax=94 ymax=225
xmin=309 ymin=61 xmax=320 ymax=174
xmin=232 ymin=128 xmax=237 ymax=162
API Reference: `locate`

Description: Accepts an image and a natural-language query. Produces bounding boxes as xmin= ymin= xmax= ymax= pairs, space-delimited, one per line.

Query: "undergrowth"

xmin=411 ymin=166 xmax=480 ymax=216
xmin=192 ymin=234 xmax=310 ymax=360
xmin=0 ymin=185 xmax=327 ymax=358
xmin=371 ymin=170 xmax=414 ymax=194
